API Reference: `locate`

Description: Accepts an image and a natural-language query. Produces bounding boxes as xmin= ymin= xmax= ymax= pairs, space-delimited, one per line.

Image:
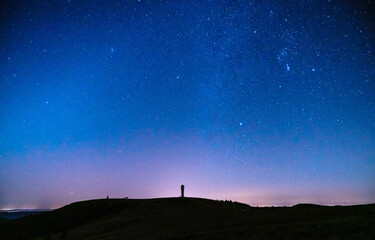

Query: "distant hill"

xmin=0 ymin=209 xmax=51 ymax=221
xmin=292 ymin=203 xmax=324 ymax=208
xmin=0 ymin=197 xmax=374 ymax=240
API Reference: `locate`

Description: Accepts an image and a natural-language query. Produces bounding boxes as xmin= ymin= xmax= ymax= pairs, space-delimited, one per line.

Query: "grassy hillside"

xmin=0 ymin=197 xmax=374 ymax=240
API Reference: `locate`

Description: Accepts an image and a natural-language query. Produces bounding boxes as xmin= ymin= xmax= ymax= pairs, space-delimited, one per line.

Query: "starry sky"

xmin=1 ymin=0 xmax=375 ymax=209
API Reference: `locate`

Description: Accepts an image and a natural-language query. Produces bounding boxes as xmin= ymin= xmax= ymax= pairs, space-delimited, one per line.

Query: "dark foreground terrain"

xmin=0 ymin=197 xmax=374 ymax=240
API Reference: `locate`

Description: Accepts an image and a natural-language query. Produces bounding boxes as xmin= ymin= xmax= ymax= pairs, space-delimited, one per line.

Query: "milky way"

xmin=1 ymin=0 xmax=374 ymax=209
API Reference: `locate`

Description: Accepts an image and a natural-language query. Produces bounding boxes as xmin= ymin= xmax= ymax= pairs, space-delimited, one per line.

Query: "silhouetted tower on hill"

xmin=181 ymin=184 xmax=185 ymax=198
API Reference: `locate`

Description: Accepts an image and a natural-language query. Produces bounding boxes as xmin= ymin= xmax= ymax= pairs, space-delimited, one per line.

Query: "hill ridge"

xmin=1 ymin=198 xmax=374 ymax=240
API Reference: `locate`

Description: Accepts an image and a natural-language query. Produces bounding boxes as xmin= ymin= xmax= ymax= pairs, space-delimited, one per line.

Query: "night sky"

xmin=1 ymin=0 xmax=375 ymax=209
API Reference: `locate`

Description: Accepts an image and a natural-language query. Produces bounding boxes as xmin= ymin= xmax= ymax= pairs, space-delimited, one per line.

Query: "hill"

xmin=0 ymin=197 xmax=374 ymax=240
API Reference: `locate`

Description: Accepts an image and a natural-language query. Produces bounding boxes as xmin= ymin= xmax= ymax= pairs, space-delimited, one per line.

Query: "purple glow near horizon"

xmin=2 ymin=131 xmax=374 ymax=209
xmin=1 ymin=1 xmax=374 ymax=209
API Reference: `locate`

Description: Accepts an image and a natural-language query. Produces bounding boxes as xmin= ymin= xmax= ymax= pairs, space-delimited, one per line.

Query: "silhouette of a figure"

xmin=181 ymin=184 xmax=185 ymax=198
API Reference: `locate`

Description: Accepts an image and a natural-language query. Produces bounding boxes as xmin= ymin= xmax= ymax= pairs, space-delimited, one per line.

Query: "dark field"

xmin=0 ymin=198 xmax=374 ymax=240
